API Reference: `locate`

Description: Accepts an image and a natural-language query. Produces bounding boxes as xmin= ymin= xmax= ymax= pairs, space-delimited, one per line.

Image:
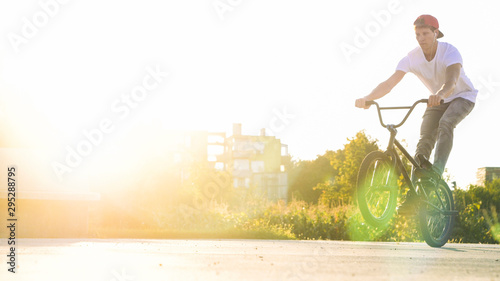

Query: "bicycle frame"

xmin=366 ymin=99 xmax=428 ymax=197
xmin=359 ymin=99 xmax=457 ymax=247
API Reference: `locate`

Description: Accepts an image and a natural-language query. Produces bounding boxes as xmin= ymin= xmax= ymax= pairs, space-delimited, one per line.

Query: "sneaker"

xmin=397 ymin=192 xmax=419 ymax=216
xmin=414 ymin=155 xmax=442 ymax=183
xmin=416 ymin=154 xmax=432 ymax=169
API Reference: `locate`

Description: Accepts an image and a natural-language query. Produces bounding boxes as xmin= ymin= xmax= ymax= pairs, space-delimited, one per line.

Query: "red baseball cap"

xmin=414 ymin=14 xmax=444 ymax=38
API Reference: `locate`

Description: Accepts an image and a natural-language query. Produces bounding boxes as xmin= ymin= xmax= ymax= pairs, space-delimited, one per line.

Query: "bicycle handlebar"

xmin=367 ymin=99 xmax=429 ymax=129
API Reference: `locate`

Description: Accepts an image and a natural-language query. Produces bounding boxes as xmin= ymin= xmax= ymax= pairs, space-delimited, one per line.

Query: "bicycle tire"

xmin=356 ymin=151 xmax=399 ymax=227
xmin=418 ymin=179 xmax=455 ymax=247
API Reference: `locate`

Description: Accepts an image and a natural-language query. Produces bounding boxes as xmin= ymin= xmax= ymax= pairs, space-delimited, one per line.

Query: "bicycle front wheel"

xmin=356 ymin=151 xmax=399 ymax=227
xmin=418 ymin=180 xmax=455 ymax=247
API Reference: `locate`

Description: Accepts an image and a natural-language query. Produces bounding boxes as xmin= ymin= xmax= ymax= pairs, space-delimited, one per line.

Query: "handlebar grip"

xmin=366 ymin=101 xmax=376 ymax=106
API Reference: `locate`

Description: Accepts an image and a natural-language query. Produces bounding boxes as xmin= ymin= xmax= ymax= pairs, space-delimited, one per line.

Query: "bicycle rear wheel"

xmin=356 ymin=151 xmax=399 ymax=227
xmin=418 ymin=180 xmax=455 ymax=247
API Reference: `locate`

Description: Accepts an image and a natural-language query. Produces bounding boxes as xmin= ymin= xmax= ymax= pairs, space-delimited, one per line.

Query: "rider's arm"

xmin=355 ymin=70 xmax=406 ymax=109
xmin=428 ymin=63 xmax=461 ymax=107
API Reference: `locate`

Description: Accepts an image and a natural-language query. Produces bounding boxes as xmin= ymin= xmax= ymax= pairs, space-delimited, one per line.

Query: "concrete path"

xmin=1 ymin=239 xmax=499 ymax=280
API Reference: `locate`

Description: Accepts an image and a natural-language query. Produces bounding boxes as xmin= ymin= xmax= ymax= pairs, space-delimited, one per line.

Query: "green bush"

xmin=90 ymin=182 xmax=500 ymax=243
xmin=249 ymin=200 xmax=421 ymax=242
xmin=451 ymin=179 xmax=500 ymax=243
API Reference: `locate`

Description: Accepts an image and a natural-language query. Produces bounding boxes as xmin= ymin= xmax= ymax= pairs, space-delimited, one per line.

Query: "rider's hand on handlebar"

xmin=355 ymin=97 xmax=371 ymax=109
xmin=428 ymin=95 xmax=444 ymax=107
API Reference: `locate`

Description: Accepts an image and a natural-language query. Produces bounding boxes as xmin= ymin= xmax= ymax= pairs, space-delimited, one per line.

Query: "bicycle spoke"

xmin=357 ymin=151 xmax=399 ymax=227
xmin=428 ymin=217 xmax=437 ymax=236
xmin=435 ymin=190 xmax=446 ymax=210
xmin=423 ymin=200 xmax=443 ymax=214
xmin=422 ymin=184 xmax=453 ymax=242
xmin=369 ymin=161 xmax=378 ymax=187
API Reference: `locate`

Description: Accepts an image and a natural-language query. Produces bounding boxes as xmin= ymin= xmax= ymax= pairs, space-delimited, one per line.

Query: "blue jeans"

xmin=415 ymin=97 xmax=475 ymax=174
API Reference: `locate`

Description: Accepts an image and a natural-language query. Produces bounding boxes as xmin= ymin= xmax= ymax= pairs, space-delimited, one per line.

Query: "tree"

xmin=287 ymin=156 xmax=334 ymax=203
xmin=316 ymin=131 xmax=379 ymax=206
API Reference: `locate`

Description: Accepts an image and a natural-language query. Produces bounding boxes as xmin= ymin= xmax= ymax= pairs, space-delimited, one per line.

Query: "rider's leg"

xmin=410 ymin=102 xmax=448 ymax=184
xmin=400 ymin=98 xmax=474 ymax=216
xmin=415 ymin=102 xmax=448 ymax=162
xmin=432 ymin=98 xmax=475 ymax=174
xmin=399 ymin=103 xmax=447 ymax=216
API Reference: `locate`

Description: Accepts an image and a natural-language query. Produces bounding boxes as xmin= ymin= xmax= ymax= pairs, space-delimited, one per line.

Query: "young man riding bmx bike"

xmin=355 ymin=14 xmax=477 ymax=215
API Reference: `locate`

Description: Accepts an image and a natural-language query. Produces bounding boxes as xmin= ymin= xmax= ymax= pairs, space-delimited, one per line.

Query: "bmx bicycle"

xmin=356 ymin=99 xmax=457 ymax=247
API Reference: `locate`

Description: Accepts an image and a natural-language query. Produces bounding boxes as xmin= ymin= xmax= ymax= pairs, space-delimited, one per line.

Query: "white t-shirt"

xmin=396 ymin=42 xmax=477 ymax=103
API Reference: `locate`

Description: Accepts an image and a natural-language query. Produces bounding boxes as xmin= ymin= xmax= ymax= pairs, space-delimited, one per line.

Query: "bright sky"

xmin=1 ymin=0 xmax=499 ymax=187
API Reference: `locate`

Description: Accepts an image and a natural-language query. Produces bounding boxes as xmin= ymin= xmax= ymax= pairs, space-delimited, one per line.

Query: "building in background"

xmin=151 ymin=123 xmax=290 ymax=202
xmin=221 ymin=123 xmax=289 ymax=202
xmin=476 ymin=167 xmax=500 ymax=186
